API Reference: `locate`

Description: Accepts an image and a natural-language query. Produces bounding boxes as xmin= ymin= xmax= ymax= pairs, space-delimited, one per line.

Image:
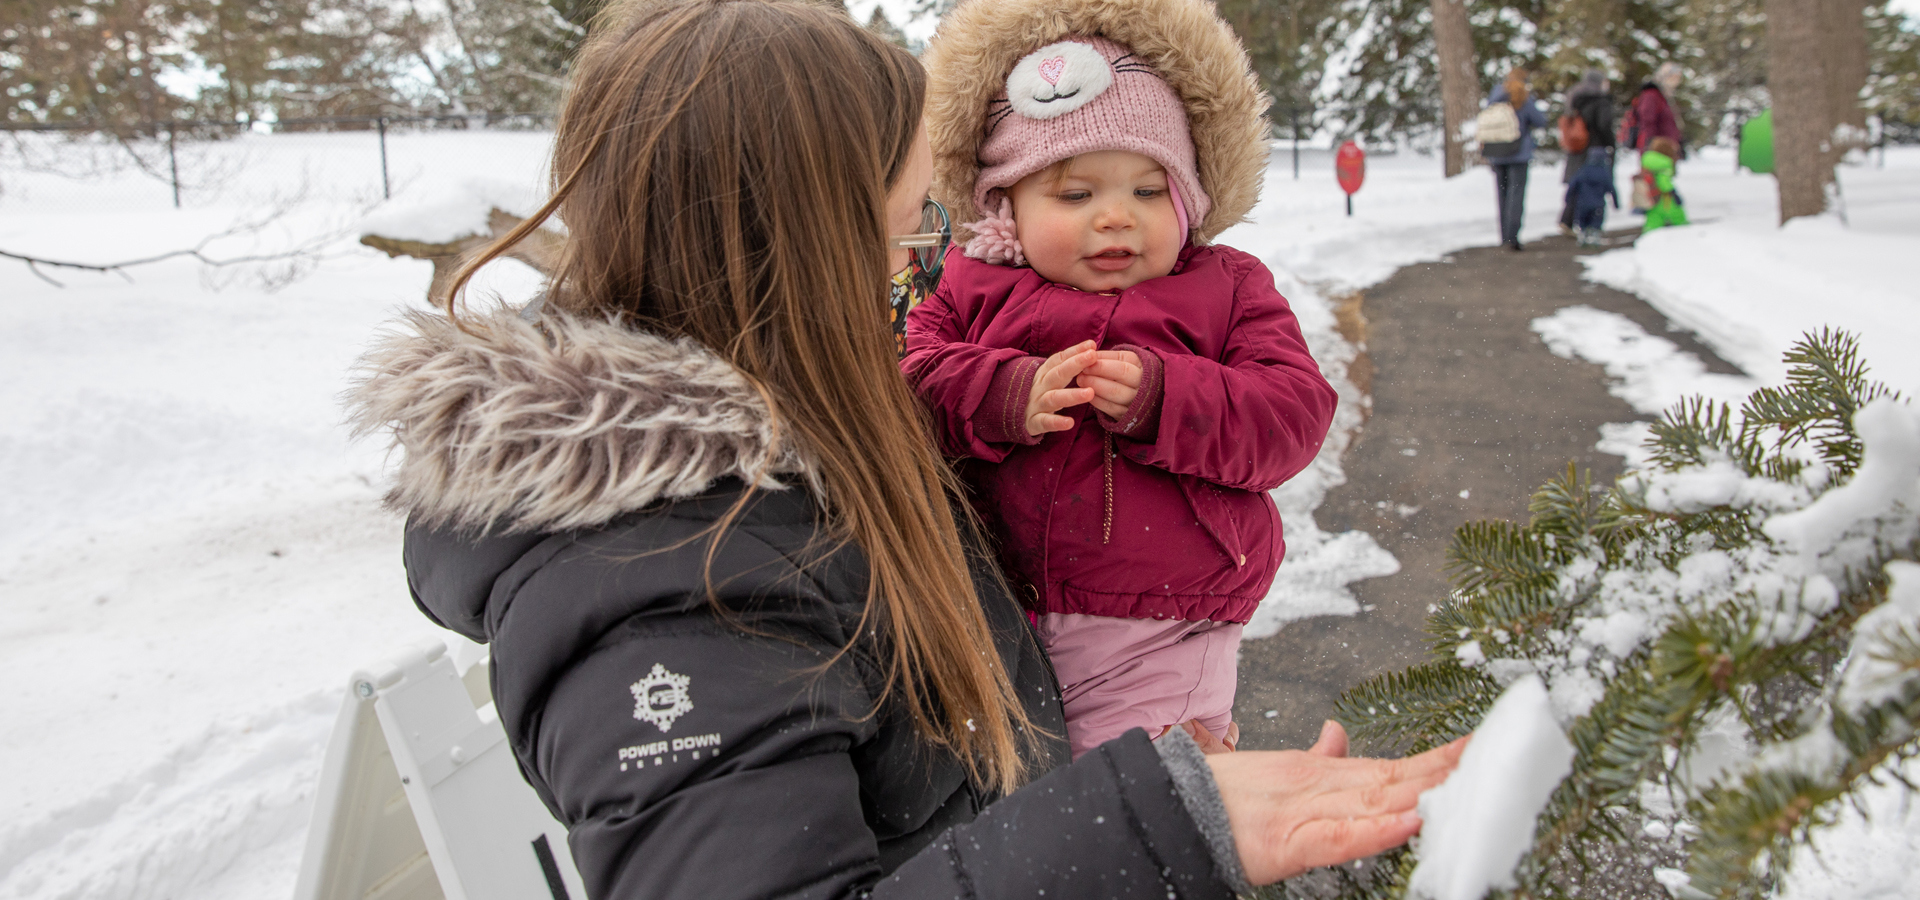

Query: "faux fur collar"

xmin=346 ymin=305 xmax=812 ymax=533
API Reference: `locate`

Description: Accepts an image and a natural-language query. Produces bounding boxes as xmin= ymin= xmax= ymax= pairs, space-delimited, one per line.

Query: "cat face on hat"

xmin=974 ymin=36 xmax=1209 ymax=237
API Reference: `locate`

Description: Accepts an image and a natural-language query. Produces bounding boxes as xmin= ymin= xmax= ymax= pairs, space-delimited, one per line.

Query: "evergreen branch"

xmin=1528 ymin=462 xmax=1601 ymax=542
xmin=1739 ymin=329 xmax=1898 ymax=479
xmin=1333 ymin=662 xmax=1499 ymax=757
xmin=1426 ymin=582 xmax=1565 ymax=656
xmin=1447 ymin=520 xmax=1563 ymax=594
xmin=1686 ymin=681 xmax=1920 ymax=899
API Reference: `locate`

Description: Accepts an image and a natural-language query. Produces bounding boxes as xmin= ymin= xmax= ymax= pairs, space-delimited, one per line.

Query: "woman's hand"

xmin=1077 ymin=350 xmax=1142 ymax=419
xmin=1209 ymin=721 xmax=1465 ymax=885
xmin=1026 ymin=342 xmax=1099 ymax=435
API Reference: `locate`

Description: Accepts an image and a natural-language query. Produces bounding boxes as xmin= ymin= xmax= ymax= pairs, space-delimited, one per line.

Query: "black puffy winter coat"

xmin=349 ymin=306 xmax=1240 ymax=900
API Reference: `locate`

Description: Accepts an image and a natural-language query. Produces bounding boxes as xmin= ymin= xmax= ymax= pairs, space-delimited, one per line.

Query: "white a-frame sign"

xmin=294 ymin=640 xmax=587 ymax=900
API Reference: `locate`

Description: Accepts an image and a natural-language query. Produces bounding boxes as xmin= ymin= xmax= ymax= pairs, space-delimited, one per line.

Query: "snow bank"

xmin=1407 ymin=675 xmax=1574 ymax=900
xmin=1580 ymin=147 xmax=1920 ymax=397
xmin=1247 ymin=268 xmax=1398 ymax=636
xmin=0 ymin=130 xmax=540 ymax=900
xmin=1531 ymin=306 xmax=1755 ymax=416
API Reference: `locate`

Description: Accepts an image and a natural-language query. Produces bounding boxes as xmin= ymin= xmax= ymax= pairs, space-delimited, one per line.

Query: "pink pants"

xmin=1035 ymin=613 xmax=1243 ymax=760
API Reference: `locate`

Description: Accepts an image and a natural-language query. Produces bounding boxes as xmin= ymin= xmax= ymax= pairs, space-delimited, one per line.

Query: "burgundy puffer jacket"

xmin=903 ymin=244 xmax=1336 ymax=624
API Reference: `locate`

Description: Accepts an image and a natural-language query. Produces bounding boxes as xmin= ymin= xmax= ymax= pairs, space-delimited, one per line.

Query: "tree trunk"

xmin=1431 ymin=0 xmax=1479 ymax=178
xmin=1824 ymin=0 xmax=1870 ymax=159
xmin=1768 ymin=0 xmax=1833 ymax=223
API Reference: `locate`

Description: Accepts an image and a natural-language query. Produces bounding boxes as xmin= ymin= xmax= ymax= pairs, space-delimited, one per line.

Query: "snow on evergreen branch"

xmin=1305 ymin=330 xmax=1919 ymax=900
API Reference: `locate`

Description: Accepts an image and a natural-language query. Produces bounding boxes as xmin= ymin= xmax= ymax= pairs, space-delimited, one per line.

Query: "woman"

xmin=348 ymin=1 xmax=1461 ymax=897
xmin=1623 ymin=62 xmax=1684 ymax=158
xmin=1486 ymin=68 xmax=1547 ymax=251
xmin=1557 ymin=69 xmax=1616 ymax=237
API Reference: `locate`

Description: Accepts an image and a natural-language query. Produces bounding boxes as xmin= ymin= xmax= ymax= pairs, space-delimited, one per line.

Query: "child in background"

xmin=1641 ymin=136 xmax=1689 ymax=232
xmin=905 ymin=0 xmax=1337 ymax=759
xmin=1567 ymin=147 xmax=1619 ymax=247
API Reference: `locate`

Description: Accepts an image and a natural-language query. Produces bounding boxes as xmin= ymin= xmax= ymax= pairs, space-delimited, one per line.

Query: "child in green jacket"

xmin=1641 ymin=136 xmax=1689 ymax=232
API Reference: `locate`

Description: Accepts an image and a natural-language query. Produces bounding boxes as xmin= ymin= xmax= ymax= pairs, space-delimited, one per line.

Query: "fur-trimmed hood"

xmin=346 ymin=305 xmax=812 ymax=534
xmin=923 ymin=0 xmax=1271 ymax=245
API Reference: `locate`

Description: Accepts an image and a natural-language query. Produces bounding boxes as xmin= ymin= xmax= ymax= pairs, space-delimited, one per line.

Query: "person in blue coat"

xmin=1486 ymin=68 xmax=1547 ymax=251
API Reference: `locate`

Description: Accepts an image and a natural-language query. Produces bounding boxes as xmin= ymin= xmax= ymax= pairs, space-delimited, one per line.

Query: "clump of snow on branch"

xmin=1406 ymin=676 xmax=1574 ymax=900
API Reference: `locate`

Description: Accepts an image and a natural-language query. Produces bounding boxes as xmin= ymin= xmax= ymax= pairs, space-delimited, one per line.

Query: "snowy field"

xmin=3 ymin=127 xmax=1918 ymax=898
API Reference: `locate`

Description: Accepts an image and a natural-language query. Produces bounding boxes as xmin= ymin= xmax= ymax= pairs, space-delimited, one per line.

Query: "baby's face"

xmin=1007 ymin=150 xmax=1182 ymax=293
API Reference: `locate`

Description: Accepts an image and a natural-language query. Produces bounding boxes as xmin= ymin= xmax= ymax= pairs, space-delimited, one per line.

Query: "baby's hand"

xmin=1026 ymin=341 xmax=1098 ymax=436
xmin=1077 ymin=349 xmax=1142 ymax=419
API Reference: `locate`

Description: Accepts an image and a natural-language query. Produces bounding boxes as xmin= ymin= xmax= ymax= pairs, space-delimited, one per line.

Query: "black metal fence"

xmin=2 ymin=113 xmax=558 ymax=207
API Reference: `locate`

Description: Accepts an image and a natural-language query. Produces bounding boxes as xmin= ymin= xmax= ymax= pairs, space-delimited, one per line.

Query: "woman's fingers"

xmin=1280 ymin=809 xmax=1424 ymax=876
xmin=1213 ymin=737 xmax=1468 ymax=886
xmin=1308 ymin=720 xmax=1349 ymax=758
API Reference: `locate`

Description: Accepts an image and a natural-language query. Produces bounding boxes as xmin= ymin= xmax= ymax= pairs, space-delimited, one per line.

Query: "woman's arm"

xmin=534 ymin=611 xmax=1238 ymax=900
xmin=1111 ymin=254 xmax=1338 ymax=492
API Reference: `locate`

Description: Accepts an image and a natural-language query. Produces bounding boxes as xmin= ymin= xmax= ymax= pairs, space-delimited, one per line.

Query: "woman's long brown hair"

xmin=442 ymin=0 xmax=1034 ymax=792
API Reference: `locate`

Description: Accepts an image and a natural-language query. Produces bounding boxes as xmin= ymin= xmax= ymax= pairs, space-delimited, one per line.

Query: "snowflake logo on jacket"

xmin=630 ymin=663 xmax=694 ymax=732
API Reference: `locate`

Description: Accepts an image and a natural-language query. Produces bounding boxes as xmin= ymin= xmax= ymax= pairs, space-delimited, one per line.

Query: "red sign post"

xmin=1335 ymin=140 xmax=1366 ymax=216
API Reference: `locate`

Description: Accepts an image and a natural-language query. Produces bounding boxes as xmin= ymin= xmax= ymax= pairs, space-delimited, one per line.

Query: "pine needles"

xmin=1298 ymin=331 xmax=1920 ymax=900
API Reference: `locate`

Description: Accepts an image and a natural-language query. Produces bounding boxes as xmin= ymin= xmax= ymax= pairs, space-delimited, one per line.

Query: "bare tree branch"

xmin=0 ymin=241 xmax=324 ymax=288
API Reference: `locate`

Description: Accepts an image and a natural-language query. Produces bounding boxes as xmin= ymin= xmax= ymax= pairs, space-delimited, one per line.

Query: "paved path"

xmin=1234 ymin=229 xmax=1744 ymax=751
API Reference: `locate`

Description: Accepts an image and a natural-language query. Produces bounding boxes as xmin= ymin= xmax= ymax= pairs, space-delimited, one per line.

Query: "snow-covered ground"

xmin=3 ymin=126 xmax=1917 ymax=898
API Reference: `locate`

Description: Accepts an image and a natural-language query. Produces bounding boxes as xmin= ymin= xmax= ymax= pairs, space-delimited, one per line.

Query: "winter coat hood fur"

xmin=923 ymin=0 xmax=1271 ymax=245
xmin=346 ymin=305 xmax=813 ymax=534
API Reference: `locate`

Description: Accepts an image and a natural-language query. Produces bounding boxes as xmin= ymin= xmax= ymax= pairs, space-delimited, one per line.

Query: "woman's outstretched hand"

xmin=1208 ymin=721 xmax=1466 ymax=885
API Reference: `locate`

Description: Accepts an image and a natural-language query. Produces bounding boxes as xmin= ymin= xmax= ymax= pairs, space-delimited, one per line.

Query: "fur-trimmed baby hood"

xmin=345 ymin=305 xmax=814 ymax=534
xmin=923 ymin=0 xmax=1271 ymax=245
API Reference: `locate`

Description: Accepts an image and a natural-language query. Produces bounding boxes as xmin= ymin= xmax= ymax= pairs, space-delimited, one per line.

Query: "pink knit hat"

xmin=965 ymin=36 xmax=1209 ymax=265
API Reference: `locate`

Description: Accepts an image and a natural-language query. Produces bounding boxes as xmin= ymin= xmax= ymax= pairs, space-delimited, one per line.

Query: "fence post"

xmin=1291 ymin=107 xmax=1300 ymax=180
xmin=378 ymin=117 xmax=391 ymax=199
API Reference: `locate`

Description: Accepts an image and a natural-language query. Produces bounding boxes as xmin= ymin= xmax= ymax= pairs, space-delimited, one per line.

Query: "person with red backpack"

xmin=1557 ymin=69 xmax=1615 ymax=237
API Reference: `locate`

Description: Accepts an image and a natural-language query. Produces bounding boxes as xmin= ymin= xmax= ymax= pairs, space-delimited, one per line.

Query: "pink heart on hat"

xmin=1037 ymin=56 xmax=1067 ymax=86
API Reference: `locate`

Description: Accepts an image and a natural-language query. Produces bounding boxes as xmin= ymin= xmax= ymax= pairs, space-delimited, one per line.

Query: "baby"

xmin=906 ymin=4 xmax=1338 ymax=759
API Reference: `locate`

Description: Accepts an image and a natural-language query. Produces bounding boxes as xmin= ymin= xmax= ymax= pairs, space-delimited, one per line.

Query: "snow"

xmin=1224 ymin=148 xmax=1585 ymax=633
xmin=1406 ymin=675 xmax=1575 ymax=900
xmin=1836 ymin=560 xmax=1920 ymax=716
xmin=0 ymin=130 xmax=534 ymax=900
xmin=1764 ymin=399 xmax=1920 ymax=567
xmin=5 ymin=125 xmax=1920 ymax=897
xmin=1778 ymin=754 xmax=1920 ymax=900
xmin=1578 ymin=147 xmax=1920 ymax=398
xmin=358 ymin=176 xmax=549 ymax=244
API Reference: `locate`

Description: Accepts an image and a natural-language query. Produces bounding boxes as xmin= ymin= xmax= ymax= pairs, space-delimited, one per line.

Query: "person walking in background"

xmin=1557 ymin=69 xmax=1616 ymax=237
xmin=1566 ymin=147 xmax=1618 ymax=247
xmin=1621 ymin=62 xmax=1684 ymax=159
xmin=1639 ymin=135 xmax=1689 ymax=232
xmin=1485 ymin=68 xmax=1547 ymax=251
